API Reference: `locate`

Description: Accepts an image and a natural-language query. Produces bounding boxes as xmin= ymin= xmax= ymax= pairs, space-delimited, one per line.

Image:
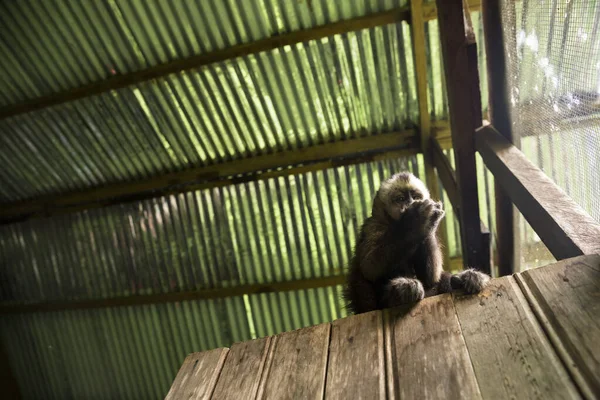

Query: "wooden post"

xmin=410 ymin=0 xmax=452 ymax=270
xmin=0 ymin=342 xmax=20 ymax=399
xmin=482 ymin=0 xmax=516 ymax=276
xmin=435 ymin=0 xmax=489 ymax=273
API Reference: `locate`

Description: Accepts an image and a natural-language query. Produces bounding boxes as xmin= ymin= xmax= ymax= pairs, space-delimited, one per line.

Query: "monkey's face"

xmin=375 ymin=172 xmax=430 ymax=221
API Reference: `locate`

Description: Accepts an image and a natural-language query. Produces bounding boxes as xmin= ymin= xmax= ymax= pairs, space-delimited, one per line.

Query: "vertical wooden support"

xmin=435 ymin=0 xmax=489 ymax=273
xmin=410 ymin=0 xmax=452 ymax=270
xmin=482 ymin=0 xmax=516 ymax=276
xmin=0 ymin=342 xmax=21 ymax=399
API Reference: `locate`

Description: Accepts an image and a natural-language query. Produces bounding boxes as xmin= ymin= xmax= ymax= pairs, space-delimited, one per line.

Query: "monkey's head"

xmin=372 ymin=172 xmax=430 ymax=221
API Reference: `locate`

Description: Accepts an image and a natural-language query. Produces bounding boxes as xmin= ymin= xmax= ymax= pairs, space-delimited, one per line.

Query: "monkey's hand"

xmin=450 ymin=269 xmax=490 ymax=294
xmin=405 ymin=199 xmax=445 ymax=235
xmin=384 ymin=277 xmax=425 ymax=307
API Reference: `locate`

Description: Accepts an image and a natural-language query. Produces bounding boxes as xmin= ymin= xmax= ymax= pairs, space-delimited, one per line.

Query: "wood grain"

xmin=325 ymin=311 xmax=385 ymax=399
xmin=211 ymin=337 xmax=272 ymax=400
xmin=436 ymin=0 xmax=488 ymax=273
xmin=475 ymin=125 xmax=600 ymax=259
xmin=481 ymin=0 xmax=516 ymax=276
xmin=411 ymin=0 xmax=452 ymax=270
xmin=256 ymin=323 xmax=330 ymax=400
xmin=385 ymin=294 xmax=482 ymax=399
xmin=423 ymin=0 xmax=482 ymax=21
xmin=165 ymin=348 xmax=229 ymax=400
xmin=453 ymin=276 xmax=579 ymax=399
xmin=517 ymin=255 xmax=600 ymax=399
xmin=0 ymin=275 xmax=346 ymax=314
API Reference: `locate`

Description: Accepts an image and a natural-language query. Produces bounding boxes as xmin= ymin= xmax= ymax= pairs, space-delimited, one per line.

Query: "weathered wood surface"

xmin=325 ymin=311 xmax=385 ymax=399
xmin=165 ymin=348 xmax=229 ymax=400
xmin=211 ymin=337 xmax=272 ymax=400
xmin=168 ymin=255 xmax=599 ymax=399
xmin=481 ymin=0 xmax=516 ymax=276
xmin=385 ymin=294 xmax=481 ymax=399
xmin=476 ymin=124 xmax=600 ymax=259
xmin=411 ymin=0 xmax=451 ymax=270
xmin=454 ymin=276 xmax=579 ymax=399
xmin=256 ymin=323 xmax=330 ymax=399
xmin=517 ymin=254 xmax=600 ymax=399
xmin=436 ymin=0 xmax=489 ymax=273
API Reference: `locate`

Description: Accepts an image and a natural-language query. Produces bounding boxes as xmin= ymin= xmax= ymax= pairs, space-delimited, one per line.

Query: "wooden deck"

xmin=166 ymin=255 xmax=600 ymax=399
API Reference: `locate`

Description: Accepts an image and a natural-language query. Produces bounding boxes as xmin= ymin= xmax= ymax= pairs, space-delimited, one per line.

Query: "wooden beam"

xmin=0 ymin=130 xmax=417 ymax=224
xmin=0 ymin=275 xmax=346 ymax=315
xmin=475 ymin=124 xmax=600 ymax=259
xmin=411 ymin=0 xmax=451 ymax=271
xmin=432 ymin=136 xmax=492 ymax=273
xmin=0 ymin=7 xmax=410 ymax=120
xmin=436 ymin=0 xmax=489 ymax=273
xmin=431 ymin=137 xmax=459 ymax=210
xmin=482 ymin=0 xmax=516 ymax=276
xmin=0 ymin=342 xmax=20 ymax=400
xmin=423 ymin=0 xmax=482 ymax=21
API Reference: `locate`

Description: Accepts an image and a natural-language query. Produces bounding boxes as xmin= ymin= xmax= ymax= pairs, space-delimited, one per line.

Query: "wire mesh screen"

xmin=500 ymin=0 xmax=600 ymax=267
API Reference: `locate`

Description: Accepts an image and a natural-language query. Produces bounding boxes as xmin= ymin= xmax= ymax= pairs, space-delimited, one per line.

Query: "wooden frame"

xmin=476 ymin=125 xmax=600 ymax=259
xmin=0 ymin=125 xmax=454 ymax=224
xmin=481 ymin=0 xmax=516 ymax=276
xmin=0 ymin=257 xmax=474 ymax=315
xmin=434 ymin=0 xmax=490 ymax=273
xmin=410 ymin=0 xmax=452 ymax=269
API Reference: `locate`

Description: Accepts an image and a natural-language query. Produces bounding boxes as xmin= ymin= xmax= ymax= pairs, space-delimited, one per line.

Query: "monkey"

xmin=343 ymin=172 xmax=490 ymax=314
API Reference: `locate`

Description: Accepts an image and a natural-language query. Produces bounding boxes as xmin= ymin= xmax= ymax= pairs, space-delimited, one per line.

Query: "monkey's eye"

xmin=394 ymin=195 xmax=405 ymax=203
xmin=411 ymin=190 xmax=422 ymax=200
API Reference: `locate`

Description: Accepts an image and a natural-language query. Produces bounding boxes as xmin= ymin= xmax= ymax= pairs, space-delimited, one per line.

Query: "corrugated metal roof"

xmin=0 ymin=22 xmax=420 ymax=203
xmin=0 ymin=0 xmax=409 ymax=104
xmin=0 ymin=154 xmax=455 ymax=399
xmin=0 ymin=3 xmax=492 ymax=399
xmin=0 ymin=4 xmax=498 ymax=206
xmin=0 ymin=156 xmax=440 ymax=303
xmin=0 ymin=287 xmax=346 ymax=399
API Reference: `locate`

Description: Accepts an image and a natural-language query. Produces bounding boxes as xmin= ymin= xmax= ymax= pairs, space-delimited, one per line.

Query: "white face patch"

xmin=377 ymin=172 xmax=430 ymax=220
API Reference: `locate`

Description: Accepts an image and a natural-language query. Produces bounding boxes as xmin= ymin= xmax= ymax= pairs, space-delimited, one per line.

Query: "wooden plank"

xmin=325 ymin=311 xmax=385 ymax=399
xmin=0 ymin=8 xmax=410 ymax=120
xmin=423 ymin=0 xmax=482 ymax=21
xmin=453 ymin=276 xmax=580 ymax=399
xmin=432 ymin=136 xmax=459 ymax=210
xmin=432 ymin=136 xmax=492 ymax=272
xmin=384 ymin=294 xmax=482 ymax=399
xmin=165 ymin=348 xmax=229 ymax=400
xmin=0 ymin=129 xmax=416 ymax=225
xmin=0 ymin=275 xmax=346 ymax=314
xmin=432 ymin=120 xmax=454 ymax=149
xmin=0 ymin=342 xmax=20 ymax=400
xmin=482 ymin=0 xmax=516 ymax=276
xmin=436 ymin=0 xmax=488 ymax=273
xmin=516 ymin=254 xmax=600 ymax=399
xmin=475 ymin=125 xmax=600 ymax=259
xmin=411 ymin=0 xmax=452 ymax=271
xmin=256 ymin=323 xmax=330 ymax=399
xmin=212 ymin=337 xmax=272 ymax=400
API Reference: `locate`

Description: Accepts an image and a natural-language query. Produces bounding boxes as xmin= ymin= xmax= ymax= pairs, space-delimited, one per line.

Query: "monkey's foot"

xmin=385 ymin=277 xmax=425 ymax=307
xmin=451 ymin=269 xmax=490 ymax=294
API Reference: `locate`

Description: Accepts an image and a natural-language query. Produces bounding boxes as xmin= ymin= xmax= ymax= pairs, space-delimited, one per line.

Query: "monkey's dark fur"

xmin=343 ymin=172 xmax=489 ymax=314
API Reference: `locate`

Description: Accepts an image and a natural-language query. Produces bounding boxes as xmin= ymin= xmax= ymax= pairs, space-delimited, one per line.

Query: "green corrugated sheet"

xmin=0 ymin=2 xmax=497 ymax=399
